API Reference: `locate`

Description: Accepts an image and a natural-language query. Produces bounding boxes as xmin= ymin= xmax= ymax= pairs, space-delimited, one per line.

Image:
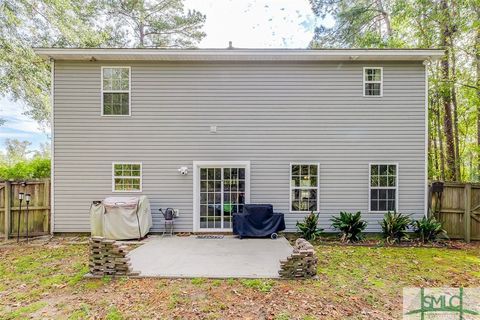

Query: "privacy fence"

xmin=0 ymin=180 xmax=51 ymax=240
xmin=430 ymin=182 xmax=480 ymax=242
xmin=0 ymin=179 xmax=479 ymax=242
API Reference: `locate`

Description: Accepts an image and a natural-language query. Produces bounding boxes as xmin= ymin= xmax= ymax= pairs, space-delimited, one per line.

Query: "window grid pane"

xmin=291 ymin=164 xmax=319 ymax=212
xmin=113 ymin=163 xmax=141 ymax=191
xmin=370 ymin=164 xmax=397 ymax=212
xmin=102 ymin=67 xmax=130 ymax=115
xmin=364 ymin=68 xmax=382 ymax=96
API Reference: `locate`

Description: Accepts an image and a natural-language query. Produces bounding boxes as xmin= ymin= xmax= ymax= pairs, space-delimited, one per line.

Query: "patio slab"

xmin=128 ymin=235 xmax=293 ymax=278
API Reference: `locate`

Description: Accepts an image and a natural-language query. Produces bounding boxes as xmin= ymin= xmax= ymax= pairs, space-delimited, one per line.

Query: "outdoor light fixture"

xmin=17 ymin=192 xmax=24 ymax=242
xmin=25 ymin=194 xmax=31 ymax=243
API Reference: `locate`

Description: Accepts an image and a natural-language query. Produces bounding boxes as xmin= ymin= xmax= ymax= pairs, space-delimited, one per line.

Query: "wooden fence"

xmin=430 ymin=182 xmax=480 ymax=242
xmin=0 ymin=180 xmax=50 ymax=240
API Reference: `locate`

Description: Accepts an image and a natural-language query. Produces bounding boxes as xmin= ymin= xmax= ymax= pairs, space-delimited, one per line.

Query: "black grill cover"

xmin=232 ymin=204 xmax=285 ymax=238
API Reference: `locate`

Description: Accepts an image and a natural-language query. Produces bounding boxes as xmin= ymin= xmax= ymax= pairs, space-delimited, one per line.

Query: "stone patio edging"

xmin=279 ymin=238 xmax=318 ymax=279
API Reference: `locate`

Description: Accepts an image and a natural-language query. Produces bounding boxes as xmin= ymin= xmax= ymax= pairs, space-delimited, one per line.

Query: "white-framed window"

xmin=369 ymin=163 xmax=398 ymax=212
xmin=363 ymin=67 xmax=383 ymax=97
xmin=101 ymin=66 xmax=131 ymax=116
xmin=290 ymin=163 xmax=319 ymax=212
xmin=112 ymin=162 xmax=142 ymax=192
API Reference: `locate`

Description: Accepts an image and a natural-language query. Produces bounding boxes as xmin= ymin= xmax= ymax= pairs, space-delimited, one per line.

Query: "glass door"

xmin=199 ymin=167 xmax=246 ymax=229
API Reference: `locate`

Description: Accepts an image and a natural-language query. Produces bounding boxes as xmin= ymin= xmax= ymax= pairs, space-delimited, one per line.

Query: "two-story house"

xmin=35 ymin=48 xmax=443 ymax=234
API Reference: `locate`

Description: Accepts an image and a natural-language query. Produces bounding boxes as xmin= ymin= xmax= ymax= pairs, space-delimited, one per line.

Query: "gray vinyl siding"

xmin=53 ymin=60 xmax=426 ymax=232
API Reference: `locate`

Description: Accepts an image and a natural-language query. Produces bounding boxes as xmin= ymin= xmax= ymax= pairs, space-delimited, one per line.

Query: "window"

xmin=363 ymin=67 xmax=383 ymax=96
xmin=290 ymin=164 xmax=319 ymax=212
xmin=369 ymin=164 xmax=397 ymax=212
xmin=102 ymin=67 xmax=130 ymax=115
xmin=112 ymin=163 xmax=142 ymax=192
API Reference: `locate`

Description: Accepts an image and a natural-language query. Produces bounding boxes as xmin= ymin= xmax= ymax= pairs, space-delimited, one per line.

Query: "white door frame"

xmin=193 ymin=161 xmax=251 ymax=232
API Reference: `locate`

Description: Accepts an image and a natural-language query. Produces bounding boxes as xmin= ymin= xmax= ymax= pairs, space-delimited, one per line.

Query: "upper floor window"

xmin=112 ymin=162 xmax=142 ymax=192
xmin=369 ymin=163 xmax=397 ymax=212
xmin=363 ymin=67 xmax=383 ymax=97
xmin=290 ymin=163 xmax=319 ymax=212
xmin=102 ymin=67 xmax=130 ymax=116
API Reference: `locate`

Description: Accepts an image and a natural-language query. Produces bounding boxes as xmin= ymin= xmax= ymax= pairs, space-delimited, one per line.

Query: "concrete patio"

xmin=128 ymin=236 xmax=293 ymax=278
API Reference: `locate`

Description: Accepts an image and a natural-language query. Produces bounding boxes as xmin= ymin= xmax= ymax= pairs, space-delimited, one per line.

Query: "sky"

xmin=0 ymin=0 xmax=330 ymax=153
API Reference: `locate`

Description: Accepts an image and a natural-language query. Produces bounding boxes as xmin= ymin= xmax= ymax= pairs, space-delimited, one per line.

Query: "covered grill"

xmin=232 ymin=204 xmax=285 ymax=239
xmin=90 ymin=195 xmax=152 ymax=240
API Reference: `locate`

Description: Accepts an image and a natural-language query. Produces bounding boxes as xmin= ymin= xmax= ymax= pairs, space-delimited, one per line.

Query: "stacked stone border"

xmin=89 ymin=236 xmax=139 ymax=277
xmin=279 ymin=238 xmax=318 ymax=279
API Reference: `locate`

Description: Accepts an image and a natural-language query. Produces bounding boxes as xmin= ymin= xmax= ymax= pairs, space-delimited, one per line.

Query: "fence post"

xmin=464 ymin=183 xmax=471 ymax=243
xmin=4 ymin=181 xmax=11 ymax=241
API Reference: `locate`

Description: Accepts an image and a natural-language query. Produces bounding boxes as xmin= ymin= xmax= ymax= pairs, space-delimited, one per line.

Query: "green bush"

xmin=0 ymin=158 xmax=50 ymax=180
xmin=296 ymin=212 xmax=324 ymax=241
xmin=330 ymin=211 xmax=367 ymax=242
xmin=380 ymin=212 xmax=412 ymax=244
xmin=413 ymin=216 xmax=448 ymax=243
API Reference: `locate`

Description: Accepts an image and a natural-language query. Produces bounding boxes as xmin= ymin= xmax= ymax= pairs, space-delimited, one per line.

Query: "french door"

xmin=193 ymin=162 xmax=250 ymax=231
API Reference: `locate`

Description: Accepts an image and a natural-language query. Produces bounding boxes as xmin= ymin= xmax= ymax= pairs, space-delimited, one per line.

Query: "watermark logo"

xmin=403 ymin=288 xmax=480 ymax=319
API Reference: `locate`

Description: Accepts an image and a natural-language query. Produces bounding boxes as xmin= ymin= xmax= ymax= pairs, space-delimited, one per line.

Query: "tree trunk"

xmin=439 ymin=0 xmax=457 ymax=181
xmin=451 ymin=49 xmax=461 ymax=180
xmin=435 ymin=98 xmax=446 ymax=181
xmin=139 ymin=22 xmax=145 ymax=47
xmin=476 ymin=8 xmax=480 ymax=179
xmin=430 ymin=98 xmax=440 ymax=179
xmin=377 ymin=0 xmax=392 ymax=37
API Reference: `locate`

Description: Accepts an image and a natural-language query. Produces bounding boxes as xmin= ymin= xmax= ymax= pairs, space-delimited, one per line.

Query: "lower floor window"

xmin=113 ymin=163 xmax=142 ymax=192
xmin=369 ymin=163 xmax=397 ymax=212
xmin=290 ymin=164 xmax=319 ymax=212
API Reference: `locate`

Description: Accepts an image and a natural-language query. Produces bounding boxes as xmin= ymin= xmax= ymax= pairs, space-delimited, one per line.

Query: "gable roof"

xmin=35 ymin=48 xmax=443 ymax=62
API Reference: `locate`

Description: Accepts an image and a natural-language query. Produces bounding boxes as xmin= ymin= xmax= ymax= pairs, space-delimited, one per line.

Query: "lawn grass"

xmin=0 ymin=238 xmax=479 ymax=319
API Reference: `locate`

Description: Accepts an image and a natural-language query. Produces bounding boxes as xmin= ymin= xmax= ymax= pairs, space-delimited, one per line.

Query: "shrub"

xmin=296 ymin=212 xmax=324 ymax=241
xmin=330 ymin=211 xmax=367 ymax=242
xmin=413 ymin=216 xmax=448 ymax=243
xmin=380 ymin=212 xmax=412 ymax=244
xmin=0 ymin=157 xmax=50 ymax=180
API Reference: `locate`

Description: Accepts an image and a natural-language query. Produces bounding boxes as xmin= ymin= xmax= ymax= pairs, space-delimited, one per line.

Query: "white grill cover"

xmin=90 ymin=195 xmax=152 ymax=240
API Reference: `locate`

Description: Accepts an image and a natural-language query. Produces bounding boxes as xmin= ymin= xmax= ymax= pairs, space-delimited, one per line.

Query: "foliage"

xmin=309 ymin=0 xmax=480 ymax=182
xmin=0 ymin=157 xmax=50 ymax=180
xmin=0 ymin=0 xmax=119 ymax=126
xmin=0 ymin=0 xmax=206 ymax=126
xmin=330 ymin=211 xmax=368 ymax=242
xmin=104 ymin=0 xmax=206 ymax=48
xmin=296 ymin=212 xmax=324 ymax=241
xmin=380 ymin=212 xmax=412 ymax=244
xmin=413 ymin=216 xmax=448 ymax=243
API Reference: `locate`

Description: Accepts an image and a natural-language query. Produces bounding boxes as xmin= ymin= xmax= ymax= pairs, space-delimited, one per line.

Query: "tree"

xmin=309 ymin=0 xmax=401 ymax=48
xmin=0 ymin=0 xmax=118 ymax=126
xmin=310 ymin=0 xmax=480 ymax=181
xmin=3 ymin=138 xmax=32 ymax=164
xmin=104 ymin=0 xmax=206 ymax=48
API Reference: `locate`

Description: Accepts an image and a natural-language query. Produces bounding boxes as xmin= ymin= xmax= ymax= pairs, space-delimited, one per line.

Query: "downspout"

xmin=424 ymin=60 xmax=429 ymax=217
xmin=50 ymin=58 xmax=55 ymax=235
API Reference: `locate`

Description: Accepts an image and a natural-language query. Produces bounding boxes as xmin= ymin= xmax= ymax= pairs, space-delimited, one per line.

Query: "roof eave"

xmin=34 ymin=48 xmax=445 ymax=61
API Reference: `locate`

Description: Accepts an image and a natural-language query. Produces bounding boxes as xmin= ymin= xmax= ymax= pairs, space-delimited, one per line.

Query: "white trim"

xmin=289 ymin=162 xmax=320 ymax=213
xmin=35 ymin=48 xmax=445 ymax=61
xmin=50 ymin=59 xmax=55 ymax=235
xmin=101 ymin=66 xmax=131 ymax=116
xmin=363 ymin=67 xmax=383 ymax=97
xmin=368 ymin=163 xmax=399 ymax=213
xmin=424 ymin=61 xmax=429 ymax=217
xmin=112 ymin=162 xmax=143 ymax=193
xmin=192 ymin=161 xmax=251 ymax=232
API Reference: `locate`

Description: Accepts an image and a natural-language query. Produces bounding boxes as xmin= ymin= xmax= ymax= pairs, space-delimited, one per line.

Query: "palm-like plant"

xmin=413 ymin=216 xmax=448 ymax=243
xmin=380 ymin=212 xmax=412 ymax=244
xmin=296 ymin=212 xmax=324 ymax=241
xmin=330 ymin=211 xmax=367 ymax=242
